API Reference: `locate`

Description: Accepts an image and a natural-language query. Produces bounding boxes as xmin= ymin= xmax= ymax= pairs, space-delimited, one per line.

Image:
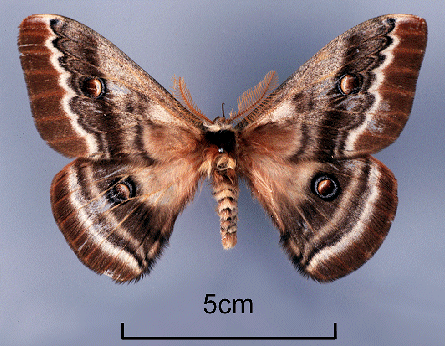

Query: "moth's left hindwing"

xmin=237 ymin=14 xmax=427 ymax=281
xmin=51 ymin=157 xmax=202 ymax=282
xmin=19 ymin=14 xmax=206 ymax=282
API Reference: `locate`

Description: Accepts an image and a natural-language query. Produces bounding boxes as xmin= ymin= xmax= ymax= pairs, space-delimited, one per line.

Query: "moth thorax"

xmin=204 ymin=128 xmax=236 ymax=155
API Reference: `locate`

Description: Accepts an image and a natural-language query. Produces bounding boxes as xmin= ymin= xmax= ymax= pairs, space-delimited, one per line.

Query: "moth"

xmin=18 ymin=14 xmax=427 ymax=282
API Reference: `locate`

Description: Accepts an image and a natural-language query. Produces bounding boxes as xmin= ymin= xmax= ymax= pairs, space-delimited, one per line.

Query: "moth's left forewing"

xmin=18 ymin=14 xmax=204 ymax=159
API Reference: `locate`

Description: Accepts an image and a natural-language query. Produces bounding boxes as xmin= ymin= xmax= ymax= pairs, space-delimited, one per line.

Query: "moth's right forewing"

xmin=237 ymin=14 xmax=427 ymax=160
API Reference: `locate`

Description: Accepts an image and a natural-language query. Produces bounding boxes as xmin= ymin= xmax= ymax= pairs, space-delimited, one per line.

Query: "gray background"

xmin=1 ymin=0 xmax=444 ymax=345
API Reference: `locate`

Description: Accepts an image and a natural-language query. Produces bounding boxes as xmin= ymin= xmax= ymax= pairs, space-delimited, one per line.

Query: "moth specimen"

xmin=18 ymin=14 xmax=427 ymax=282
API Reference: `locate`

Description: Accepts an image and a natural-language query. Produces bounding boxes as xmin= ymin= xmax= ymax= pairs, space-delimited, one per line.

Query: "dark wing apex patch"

xmin=341 ymin=14 xmax=428 ymax=155
xmin=18 ymin=15 xmax=91 ymax=157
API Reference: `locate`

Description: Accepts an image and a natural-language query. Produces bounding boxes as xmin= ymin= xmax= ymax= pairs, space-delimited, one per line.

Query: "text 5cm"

xmin=204 ymin=294 xmax=253 ymax=314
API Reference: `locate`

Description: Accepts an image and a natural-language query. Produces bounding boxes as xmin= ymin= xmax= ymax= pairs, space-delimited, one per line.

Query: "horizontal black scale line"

xmin=121 ymin=322 xmax=337 ymax=340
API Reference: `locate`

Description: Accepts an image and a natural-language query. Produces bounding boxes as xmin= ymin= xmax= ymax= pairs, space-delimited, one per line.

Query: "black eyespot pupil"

xmin=82 ymin=77 xmax=105 ymax=98
xmin=338 ymin=74 xmax=361 ymax=95
xmin=107 ymin=177 xmax=136 ymax=205
xmin=115 ymin=183 xmax=131 ymax=200
xmin=312 ymin=174 xmax=340 ymax=201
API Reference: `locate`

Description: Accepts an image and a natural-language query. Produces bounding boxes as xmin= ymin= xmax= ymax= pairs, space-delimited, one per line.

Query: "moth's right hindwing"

xmin=276 ymin=158 xmax=397 ymax=282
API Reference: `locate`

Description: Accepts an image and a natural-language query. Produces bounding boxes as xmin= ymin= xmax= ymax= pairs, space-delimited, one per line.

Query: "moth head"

xmin=205 ymin=116 xmax=233 ymax=132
